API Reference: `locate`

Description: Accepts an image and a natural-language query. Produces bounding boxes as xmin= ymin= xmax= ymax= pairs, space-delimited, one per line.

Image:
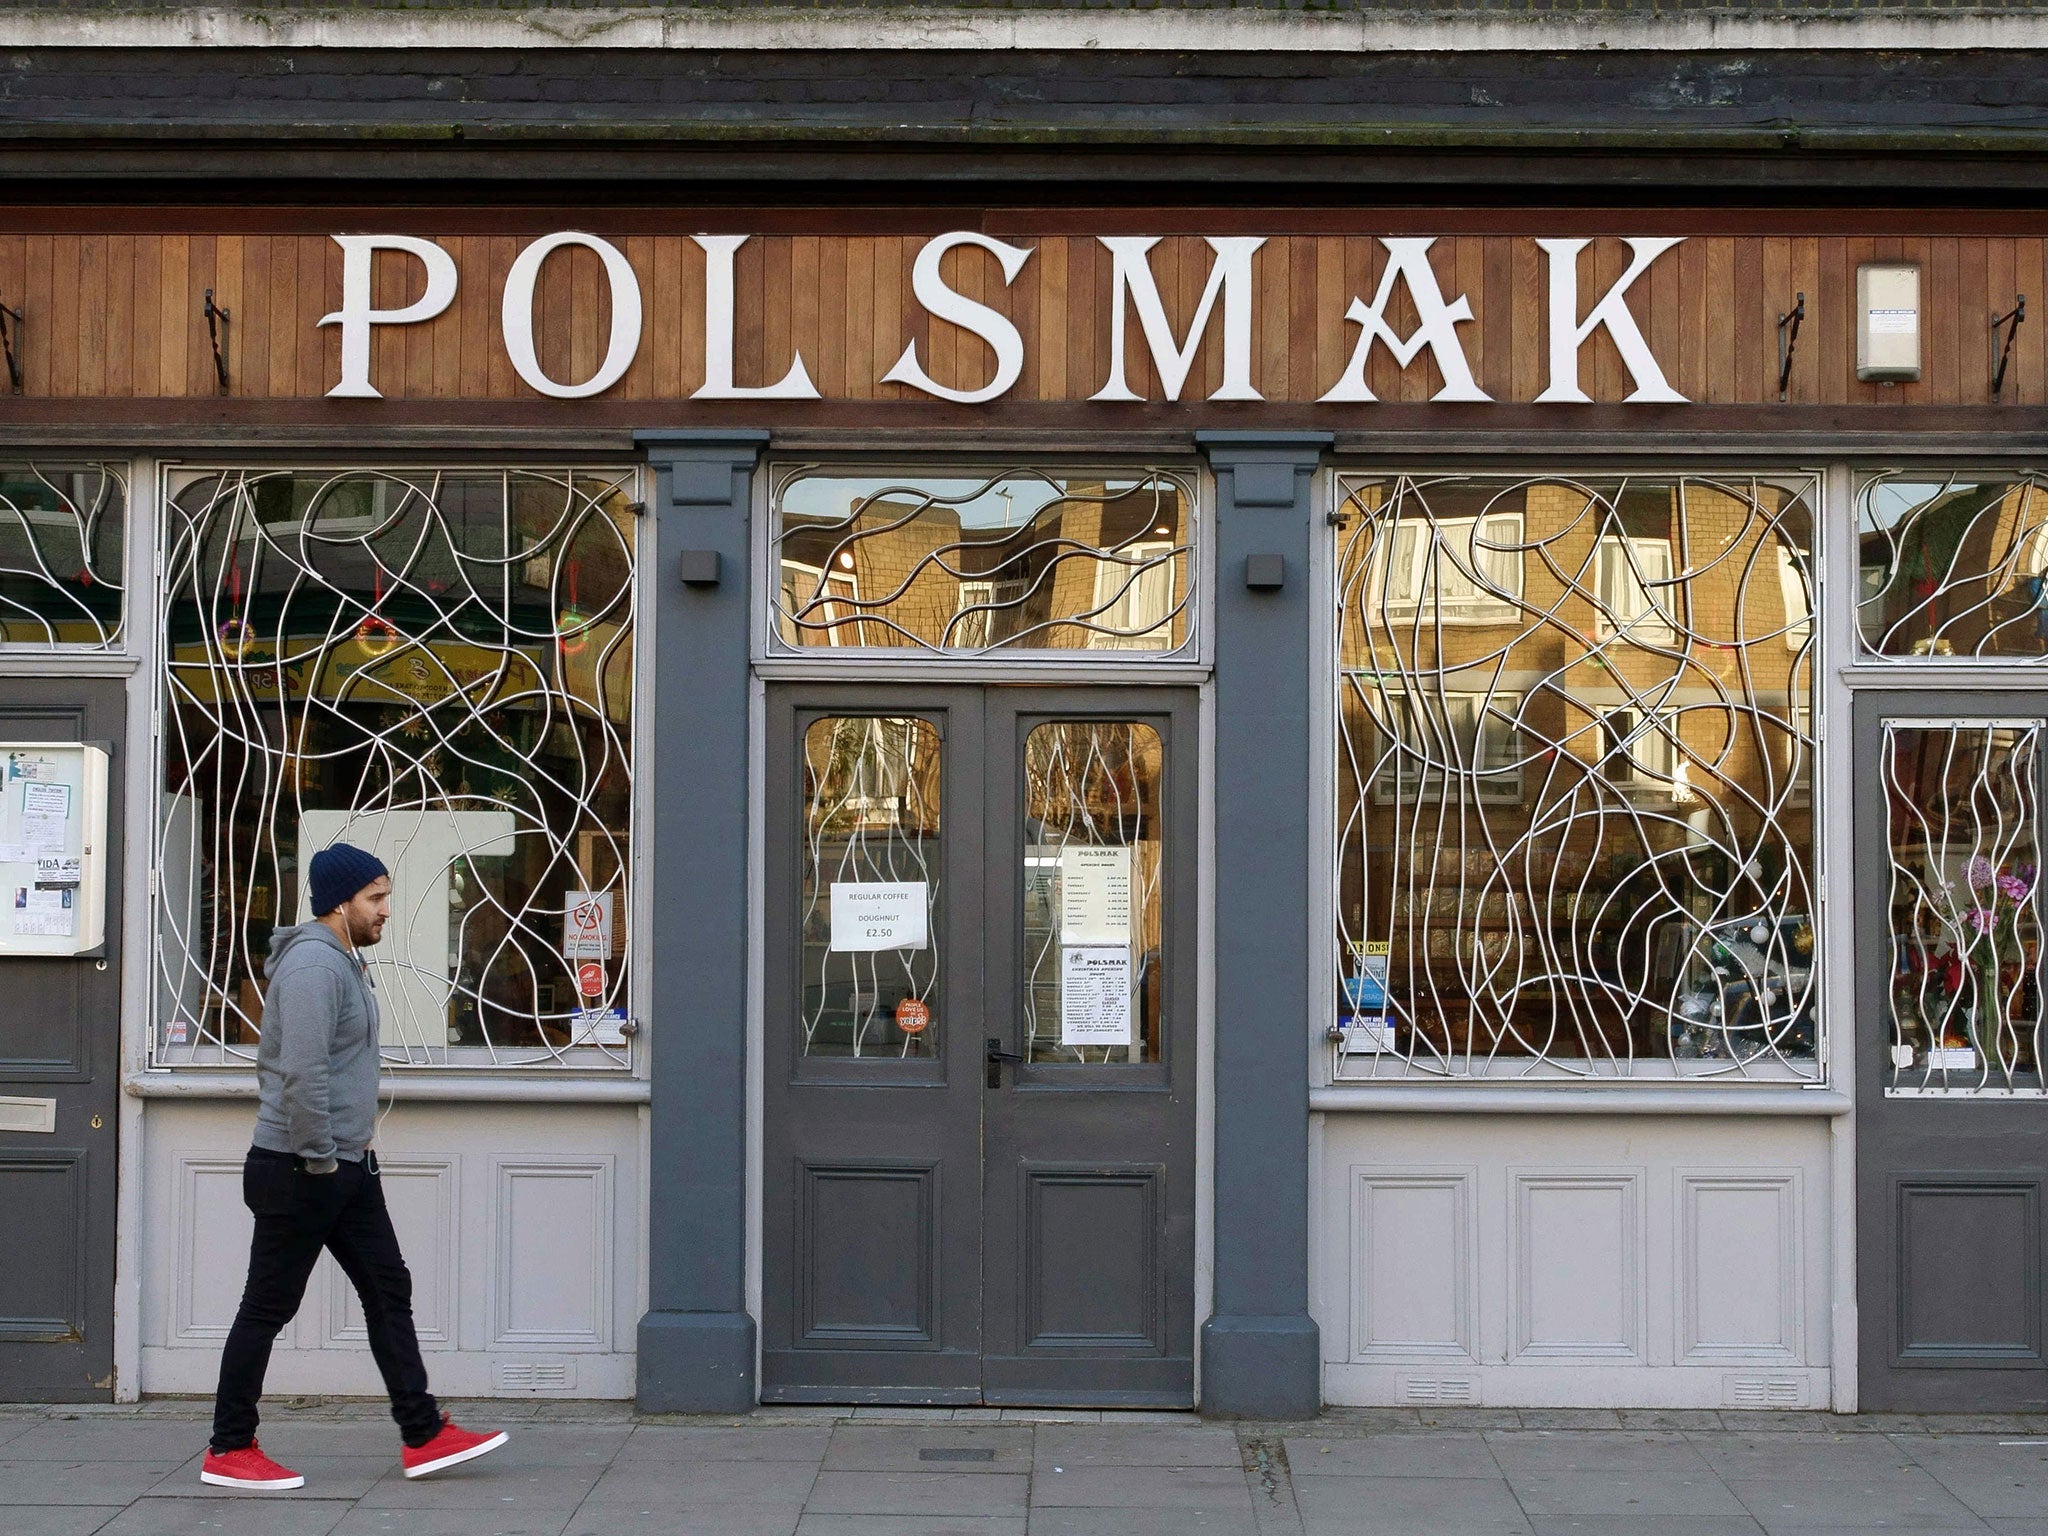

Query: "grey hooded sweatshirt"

xmin=251 ymin=921 xmax=382 ymax=1172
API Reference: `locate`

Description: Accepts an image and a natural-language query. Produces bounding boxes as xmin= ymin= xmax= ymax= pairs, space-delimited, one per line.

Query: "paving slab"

xmin=1034 ymin=1424 xmax=1241 ymax=1468
xmin=1292 ymin=1473 xmax=1535 ymax=1536
xmin=1486 ymin=1430 xmax=1717 ymax=1477
xmin=145 ymin=1453 xmax=395 ymax=1499
xmin=1030 ymin=1463 xmax=1253 ymax=1511
xmin=795 ymin=1517 xmax=1028 ymax=1536
xmin=1691 ymin=1433 xmax=1924 ymax=1482
xmin=823 ymin=1424 xmax=1034 ymax=1473
xmin=2 ymin=1422 xmax=218 ymax=1461
xmin=93 ymin=1498 xmax=354 ymax=1536
xmin=615 ymin=1423 xmax=832 ymax=1460
xmin=329 ymin=1511 xmax=573 ymax=1536
xmin=1524 ymin=1520 xmax=1766 ymax=1536
xmin=579 ymin=1456 xmax=821 ymax=1505
xmin=1725 ymin=1468 xmax=1990 ymax=1531
xmin=1506 ymin=1470 xmax=1755 ymax=1519
xmin=559 ymin=1506 xmax=806 ymax=1536
xmin=0 ymin=1459 xmax=191 ymax=1505
xmin=804 ymin=1469 xmax=1032 ymax=1517
xmin=1284 ymin=1431 xmax=1500 ymax=1480
xmin=1028 ymin=1511 xmax=1264 ymax=1536
xmin=1891 ymin=1435 xmax=2048 ymax=1519
xmin=349 ymin=1463 xmax=603 ymax=1512
xmin=3 ymin=1511 xmax=127 ymax=1536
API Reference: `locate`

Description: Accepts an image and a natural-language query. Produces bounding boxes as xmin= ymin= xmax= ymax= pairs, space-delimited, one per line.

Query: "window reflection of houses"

xmin=774 ymin=471 xmax=1192 ymax=653
xmin=1858 ymin=474 xmax=2048 ymax=657
xmin=1336 ymin=475 xmax=1818 ymax=1078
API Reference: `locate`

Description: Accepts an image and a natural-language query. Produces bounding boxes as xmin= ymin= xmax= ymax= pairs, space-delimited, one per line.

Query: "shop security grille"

xmin=0 ymin=461 xmax=126 ymax=649
xmin=770 ymin=467 xmax=1196 ymax=656
xmin=1857 ymin=471 xmax=2048 ymax=660
xmin=151 ymin=467 xmax=639 ymax=1070
xmin=1882 ymin=720 xmax=2047 ymax=1096
xmin=1333 ymin=473 xmax=1820 ymax=1082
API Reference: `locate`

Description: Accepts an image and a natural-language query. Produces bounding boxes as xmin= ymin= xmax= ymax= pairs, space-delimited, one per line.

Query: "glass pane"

xmin=1022 ymin=722 xmax=1164 ymax=1065
xmin=154 ymin=468 xmax=638 ymax=1068
xmin=1884 ymin=723 xmax=2046 ymax=1094
xmin=801 ymin=716 xmax=942 ymax=1058
xmin=1858 ymin=472 xmax=2048 ymax=658
xmin=1335 ymin=474 xmax=1819 ymax=1081
xmin=772 ymin=469 xmax=1194 ymax=654
xmin=0 ymin=461 xmax=126 ymax=648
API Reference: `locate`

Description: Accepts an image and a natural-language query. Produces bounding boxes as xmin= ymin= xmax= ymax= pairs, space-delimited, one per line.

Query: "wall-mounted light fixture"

xmin=1856 ymin=263 xmax=1920 ymax=383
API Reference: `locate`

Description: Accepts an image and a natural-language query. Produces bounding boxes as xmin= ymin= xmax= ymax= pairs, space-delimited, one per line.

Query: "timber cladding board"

xmin=3 ymin=224 xmax=2048 ymax=413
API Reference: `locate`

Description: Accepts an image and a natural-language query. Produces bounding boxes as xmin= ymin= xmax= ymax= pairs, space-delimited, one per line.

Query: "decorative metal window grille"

xmin=1858 ymin=471 xmax=2048 ymax=659
xmin=801 ymin=715 xmax=942 ymax=1058
xmin=1334 ymin=473 xmax=1820 ymax=1082
xmin=0 ymin=461 xmax=126 ymax=648
xmin=152 ymin=467 xmax=639 ymax=1069
xmin=1021 ymin=721 xmax=1164 ymax=1065
xmin=771 ymin=468 xmax=1196 ymax=655
xmin=1883 ymin=721 xmax=2046 ymax=1095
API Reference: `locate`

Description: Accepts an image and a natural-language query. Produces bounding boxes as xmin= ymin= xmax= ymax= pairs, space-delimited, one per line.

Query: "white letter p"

xmin=318 ymin=235 xmax=459 ymax=400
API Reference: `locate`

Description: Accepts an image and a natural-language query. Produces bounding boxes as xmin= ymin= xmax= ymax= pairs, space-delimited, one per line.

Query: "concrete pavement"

xmin=5 ymin=1399 xmax=2048 ymax=1536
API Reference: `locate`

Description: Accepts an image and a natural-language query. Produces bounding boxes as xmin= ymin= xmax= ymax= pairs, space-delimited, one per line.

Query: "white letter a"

xmin=1319 ymin=238 xmax=1487 ymax=404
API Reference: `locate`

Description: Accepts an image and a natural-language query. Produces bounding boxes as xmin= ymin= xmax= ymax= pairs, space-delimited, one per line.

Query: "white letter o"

xmin=501 ymin=232 xmax=643 ymax=400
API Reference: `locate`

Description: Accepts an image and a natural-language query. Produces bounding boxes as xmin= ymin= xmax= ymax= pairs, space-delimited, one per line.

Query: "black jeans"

xmin=211 ymin=1147 xmax=441 ymax=1453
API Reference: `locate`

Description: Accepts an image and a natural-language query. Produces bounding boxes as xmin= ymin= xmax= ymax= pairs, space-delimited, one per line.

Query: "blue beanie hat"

xmin=308 ymin=842 xmax=389 ymax=917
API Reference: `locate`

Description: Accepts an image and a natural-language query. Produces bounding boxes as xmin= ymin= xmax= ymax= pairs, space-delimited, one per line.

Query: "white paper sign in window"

xmin=1059 ymin=845 xmax=1132 ymax=944
xmin=830 ymin=881 xmax=930 ymax=952
xmin=1060 ymin=945 xmax=1133 ymax=1045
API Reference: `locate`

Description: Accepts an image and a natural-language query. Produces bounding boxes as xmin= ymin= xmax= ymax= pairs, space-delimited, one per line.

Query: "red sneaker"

xmin=401 ymin=1415 xmax=509 ymax=1479
xmin=199 ymin=1440 xmax=306 ymax=1491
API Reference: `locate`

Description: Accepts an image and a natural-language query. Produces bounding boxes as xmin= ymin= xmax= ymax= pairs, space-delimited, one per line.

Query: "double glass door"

xmin=762 ymin=684 xmax=1197 ymax=1405
xmin=1857 ymin=694 xmax=2048 ymax=1410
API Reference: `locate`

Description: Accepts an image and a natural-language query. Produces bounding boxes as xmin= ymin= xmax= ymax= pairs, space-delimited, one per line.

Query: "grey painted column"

xmin=635 ymin=429 xmax=769 ymax=1413
xmin=1196 ymin=430 xmax=1331 ymax=1419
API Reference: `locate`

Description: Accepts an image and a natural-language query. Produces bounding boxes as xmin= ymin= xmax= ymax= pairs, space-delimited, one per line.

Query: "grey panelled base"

xmin=1200 ymin=1311 xmax=1321 ymax=1419
xmin=636 ymin=1310 xmax=758 ymax=1413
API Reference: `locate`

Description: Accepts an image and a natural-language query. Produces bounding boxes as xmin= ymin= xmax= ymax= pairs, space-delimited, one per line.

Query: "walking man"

xmin=201 ymin=842 xmax=507 ymax=1491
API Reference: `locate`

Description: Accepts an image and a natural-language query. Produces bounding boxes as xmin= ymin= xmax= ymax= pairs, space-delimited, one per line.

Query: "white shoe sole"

xmin=403 ymin=1431 xmax=509 ymax=1479
xmin=200 ymin=1469 xmax=306 ymax=1491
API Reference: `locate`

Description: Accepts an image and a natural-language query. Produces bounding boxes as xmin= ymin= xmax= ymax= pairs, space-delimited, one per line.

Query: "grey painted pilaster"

xmin=635 ymin=429 xmax=770 ymax=1414
xmin=1196 ymin=430 xmax=1330 ymax=1419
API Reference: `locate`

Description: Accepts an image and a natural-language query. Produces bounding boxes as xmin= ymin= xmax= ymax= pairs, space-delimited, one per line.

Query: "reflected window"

xmin=1022 ymin=722 xmax=1163 ymax=1065
xmin=1883 ymin=721 xmax=2045 ymax=1094
xmin=771 ymin=468 xmax=1195 ymax=654
xmin=1858 ymin=472 xmax=2048 ymax=658
xmin=800 ymin=716 xmax=942 ymax=1059
xmin=153 ymin=468 xmax=638 ymax=1069
xmin=0 ymin=461 xmax=126 ymax=648
xmin=1335 ymin=473 xmax=1818 ymax=1082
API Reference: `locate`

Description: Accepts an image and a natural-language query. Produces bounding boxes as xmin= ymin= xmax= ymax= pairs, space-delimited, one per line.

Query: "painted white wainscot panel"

xmin=1316 ymin=1115 xmax=1830 ymax=1409
xmin=140 ymin=1101 xmax=641 ymax=1399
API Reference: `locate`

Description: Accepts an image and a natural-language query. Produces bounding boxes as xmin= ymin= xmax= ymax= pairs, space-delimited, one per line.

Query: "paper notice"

xmin=0 ymin=845 xmax=27 ymax=865
xmin=12 ymin=886 xmax=75 ymax=938
xmin=572 ymin=1006 xmax=630 ymax=1047
xmin=562 ymin=890 xmax=614 ymax=960
xmin=1868 ymin=308 xmax=1918 ymax=335
xmin=21 ymin=782 xmax=70 ymax=817
xmin=6 ymin=752 xmax=56 ymax=782
xmin=19 ymin=813 xmax=66 ymax=856
xmin=1060 ymin=944 xmax=1133 ymax=1046
xmin=1342 ymin=1017 xmax=1399 ymax=1054
xmin=1927 ymin=1046 xmax=1979 ymax=1071
xmin=34 ymin=856 xmax=82 ymax=887
xmin=830 ymin=881 xmax=930 ymax=952
xmin=1059 ymin=845 xmax=1132 ymax=944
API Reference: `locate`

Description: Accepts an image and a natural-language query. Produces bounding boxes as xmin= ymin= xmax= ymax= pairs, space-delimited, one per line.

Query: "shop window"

xmin=1334 ymin=473 xmax=1819 ymax=1082
xmin=1858 ymin=471 xmax=2048 ymax=658
xmin=770 ymin=468 xmax=1195 ymax=655
xmin=0 ymin=461 xmax=126 ymax=648
xmin=152 ymin=467 xmax=639 ymax=1069
xmin=1882 ymin=721 xmax=2045 ymax=1095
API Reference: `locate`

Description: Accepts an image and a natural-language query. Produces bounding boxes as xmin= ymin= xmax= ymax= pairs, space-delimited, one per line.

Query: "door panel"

xmin=762 ymin=684 xmax=1197 ymax=1406
xmin=0 ymin=683 xmax=122 ymax=1400
xmin=982 ymin=691 xmax=1196 ymax=1406
xmin=1857 ymin=696 xmax=2048 ymax=1410
xmin=763 ymin=689 xmax=985 ymax=1402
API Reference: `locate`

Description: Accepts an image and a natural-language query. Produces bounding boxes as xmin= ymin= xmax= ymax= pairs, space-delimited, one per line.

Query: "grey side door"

xmin=982 ymin=688 xmax=1198 ymax=1406
xmin=0 ymin=679 xmax=123 ymax=1401
xmin=763 ymin=686 xmax=987 ymax=1402
xmin=1856 ymin=694 xmax=2048 ymax=1411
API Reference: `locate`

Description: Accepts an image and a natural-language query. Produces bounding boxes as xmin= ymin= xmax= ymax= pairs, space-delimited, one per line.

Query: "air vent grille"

xmin=495 ymin=1359 xmax=575 ymax=1392
xmin=1725 ymin=1374 xmax=1806 ymax=1408
xmin=1402 ymin=1375 xmax=1478 ymax=1405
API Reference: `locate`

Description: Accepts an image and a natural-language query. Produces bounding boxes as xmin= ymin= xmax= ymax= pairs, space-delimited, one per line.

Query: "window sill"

xmin=1311 ymin=1083 xmax=1849 ymax=1116
xmin=126 ymin=1071 xmax=650 ymax=1105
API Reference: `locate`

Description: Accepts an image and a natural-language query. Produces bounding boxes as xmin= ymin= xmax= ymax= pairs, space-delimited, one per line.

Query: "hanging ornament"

xmin=218 ymin=553 xmax=253 ymax=659
xmin=355 ymin=567 xmax=399 ymax=657
xmin=558 ymin=558 xmax=590 ymax=658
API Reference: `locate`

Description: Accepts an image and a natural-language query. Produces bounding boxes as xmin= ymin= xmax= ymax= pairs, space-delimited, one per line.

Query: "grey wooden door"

xmin=0 ymin=680 xmax=122 ymax=1401
xmin=1856 ymin=694 xmax=2048 ymax=1411
xmin=762 ymin=684 xmax=1197 ymax=1405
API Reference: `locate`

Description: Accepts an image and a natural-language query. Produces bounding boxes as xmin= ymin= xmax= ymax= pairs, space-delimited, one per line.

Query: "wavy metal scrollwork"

xmin=1334 ymin=474 xmax=1819 ymax=1081
xmin=0 ymin=461 xmax=126 ymax=648
xmin=772 ymin=468 xmax=1194 ymax=654
xmin=152 ymin=467 xmax=638 ymax=1069
xmin=1858 ymin=471 xmax=2048 ymax=659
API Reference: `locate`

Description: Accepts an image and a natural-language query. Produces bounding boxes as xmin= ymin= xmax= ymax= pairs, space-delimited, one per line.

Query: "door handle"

xmin=986 ymin=1036 xmax=1025 ymax=1089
